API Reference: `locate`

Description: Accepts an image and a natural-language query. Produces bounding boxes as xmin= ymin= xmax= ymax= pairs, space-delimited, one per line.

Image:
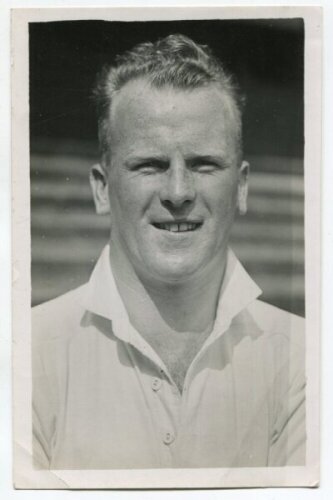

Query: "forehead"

xmin=109 ymin=79 xmax=239 ymax=156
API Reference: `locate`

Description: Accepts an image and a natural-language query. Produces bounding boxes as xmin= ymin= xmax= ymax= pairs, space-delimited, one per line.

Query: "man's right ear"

xmin=89 ymin=164 xmax=110 ymax=215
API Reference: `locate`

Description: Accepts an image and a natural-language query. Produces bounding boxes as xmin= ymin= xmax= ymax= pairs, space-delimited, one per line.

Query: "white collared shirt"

xmin=32 ymin=246 xmax=305 ymax=469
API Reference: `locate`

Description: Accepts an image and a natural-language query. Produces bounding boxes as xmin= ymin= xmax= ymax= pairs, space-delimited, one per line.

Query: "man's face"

xmin=95 ymin=79 xmax=248 ymax=284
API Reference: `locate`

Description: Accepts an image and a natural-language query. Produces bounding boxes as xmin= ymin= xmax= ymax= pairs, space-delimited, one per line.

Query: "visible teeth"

xmin=155 ymin=222 xmax=200 ymax=232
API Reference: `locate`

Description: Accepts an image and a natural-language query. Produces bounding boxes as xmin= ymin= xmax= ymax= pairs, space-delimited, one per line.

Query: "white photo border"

xmin=11 ymin=6 xmax=321 ymax=489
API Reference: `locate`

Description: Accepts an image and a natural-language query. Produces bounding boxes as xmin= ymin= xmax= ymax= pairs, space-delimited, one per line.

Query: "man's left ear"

xmin=237 ymin=160 xmax=249 ymax=216
xmin=89 ymin=164 xmax=110 ymax=215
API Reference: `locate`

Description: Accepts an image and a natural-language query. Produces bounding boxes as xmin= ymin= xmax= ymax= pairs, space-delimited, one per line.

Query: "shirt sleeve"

xmin=32 ymin=344 xmax=56 ymax=469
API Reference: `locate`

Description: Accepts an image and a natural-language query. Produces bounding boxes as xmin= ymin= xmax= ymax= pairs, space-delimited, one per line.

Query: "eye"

xmin=197 ymin=164 xmax=218 ymax=173
xmin=132 ymin=161 xmax=166 ymax=174
xmin=191 ymin=160 xmax=221 ymax=173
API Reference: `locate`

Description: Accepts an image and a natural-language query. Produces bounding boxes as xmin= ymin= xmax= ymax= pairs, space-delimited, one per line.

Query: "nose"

xmin=160 ymin=157 xmax=196 ymax=209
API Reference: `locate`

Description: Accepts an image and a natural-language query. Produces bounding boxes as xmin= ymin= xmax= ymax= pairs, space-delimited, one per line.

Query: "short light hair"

xmin=93 ymin=34 xmax=245 ymax=168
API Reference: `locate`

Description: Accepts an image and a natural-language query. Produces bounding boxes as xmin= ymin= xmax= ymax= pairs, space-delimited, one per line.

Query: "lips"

xmin=153 ymin=222 xmax=202 ymax=232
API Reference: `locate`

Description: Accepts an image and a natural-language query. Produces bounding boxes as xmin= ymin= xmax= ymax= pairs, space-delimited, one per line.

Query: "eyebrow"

xmin=124 ymin=155 xmax=169 ymax=168
xmin=187 ymin=154 xmax=231 ymax=165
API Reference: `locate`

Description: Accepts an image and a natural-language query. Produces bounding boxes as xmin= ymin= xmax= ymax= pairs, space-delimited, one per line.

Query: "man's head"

xmin=90 ymin=34 xmax=249 ymax=285
xmin=93 ymin=34 xmax=245 ymax=170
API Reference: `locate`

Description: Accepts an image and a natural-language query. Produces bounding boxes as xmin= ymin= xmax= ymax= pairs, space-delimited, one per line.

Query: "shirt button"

xmin=163 ymin=431 xmax=175 ymax=445
xmin=151 ymin=378 xmax=162 ymax=391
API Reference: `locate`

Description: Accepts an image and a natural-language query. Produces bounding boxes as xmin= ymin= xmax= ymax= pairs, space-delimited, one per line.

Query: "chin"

xmin=148 ymin=258 xmax=205 ymax=284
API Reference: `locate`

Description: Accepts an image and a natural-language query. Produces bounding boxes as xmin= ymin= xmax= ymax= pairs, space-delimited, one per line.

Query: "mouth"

xmin=152 ymin=221 xmax=203 ymax=233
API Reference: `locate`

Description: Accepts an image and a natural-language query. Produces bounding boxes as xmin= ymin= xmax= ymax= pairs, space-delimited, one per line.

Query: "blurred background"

xmin=30 ymin=18 xmax=305 ymax=315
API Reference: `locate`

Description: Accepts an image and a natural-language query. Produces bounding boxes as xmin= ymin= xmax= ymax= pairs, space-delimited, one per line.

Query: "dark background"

xmin=29 ymin=18 xmax=305 ymax=315
xmin=30 ymin=19 xmax=304 ymax=157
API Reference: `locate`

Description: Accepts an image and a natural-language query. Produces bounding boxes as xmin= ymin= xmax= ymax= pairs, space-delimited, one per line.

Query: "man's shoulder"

xmin=245 ymin=299 xmax=305 ymax=386
xmin=248 ymin=299 xmax=304 ymax=333
xmin=246 ymin=299 xmax=305 ymax=358
xmin=32 ymin=284 xmax=88 ymax=344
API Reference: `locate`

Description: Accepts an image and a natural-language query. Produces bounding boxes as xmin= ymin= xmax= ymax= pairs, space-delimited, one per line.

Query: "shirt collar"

xmin=211 ymin=248 xmax=262 ymax=340
xmin=83 ymin=245 xmax=133 ymax=343
xmin=84 ymin=244 xmax=262 ymax=340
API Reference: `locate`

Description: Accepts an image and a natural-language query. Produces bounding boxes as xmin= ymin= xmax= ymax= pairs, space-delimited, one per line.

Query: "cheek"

xmin=108 ymin=174 xmax=154 ymax=222
xmin=205 ymin=176 xmax=239 ymax=217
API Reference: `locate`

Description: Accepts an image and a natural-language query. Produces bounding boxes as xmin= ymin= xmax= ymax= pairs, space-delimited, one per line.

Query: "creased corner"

xmin=13 ymin=440 xmax=69 ymax=489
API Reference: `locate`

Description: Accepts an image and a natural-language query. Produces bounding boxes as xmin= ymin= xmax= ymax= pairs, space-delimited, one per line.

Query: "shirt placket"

xmin=149 ymin=368 xmax=183 ymax=466
xmin=125 ymin=332 xmax=184 ymax=467
xmin=130 ymin=317 xmax=236 ymax=467
xmin=170 ymin=322 xmax=232 ymax=466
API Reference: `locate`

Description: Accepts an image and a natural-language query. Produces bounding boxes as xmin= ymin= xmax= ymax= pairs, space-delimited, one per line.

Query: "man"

xmin=32 ymin=34 xmax=305 ymax=469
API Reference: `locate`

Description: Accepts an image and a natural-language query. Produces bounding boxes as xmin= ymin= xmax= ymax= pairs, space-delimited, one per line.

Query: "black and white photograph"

xmin=11 ymin=6 xmax=321 ymax=489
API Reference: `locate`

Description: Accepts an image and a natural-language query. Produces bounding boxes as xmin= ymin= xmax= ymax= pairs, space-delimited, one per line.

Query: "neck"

xmin=108 ymin=240 xmax=227 ymax=337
